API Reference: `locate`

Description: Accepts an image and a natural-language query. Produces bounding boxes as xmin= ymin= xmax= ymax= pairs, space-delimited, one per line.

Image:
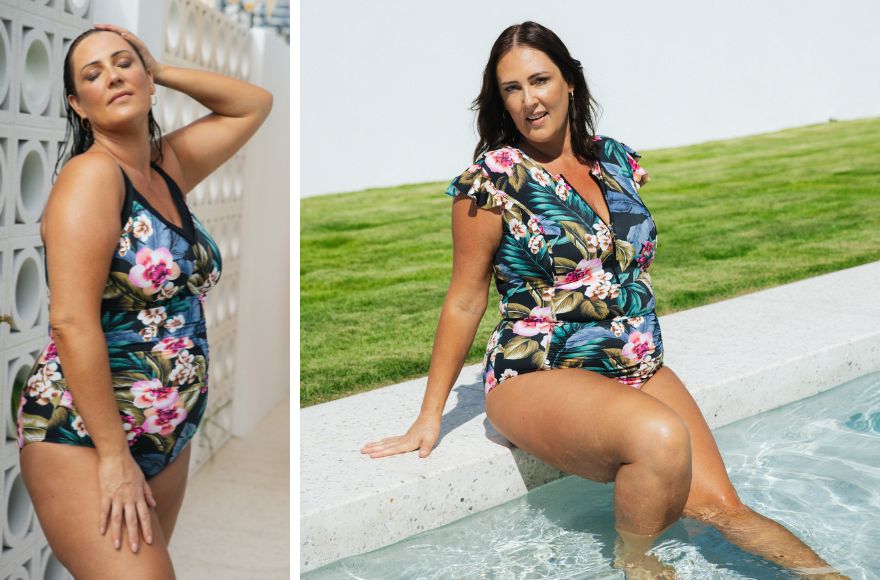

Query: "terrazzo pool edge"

xmin=300 ymin=261 xmax=880 ymax=573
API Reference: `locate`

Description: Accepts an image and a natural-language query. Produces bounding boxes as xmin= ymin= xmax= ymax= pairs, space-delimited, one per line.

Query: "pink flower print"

xmin=527 ymin=217 xmax=544 ymax=234
xmin=117 ymin=234 xmax=131 ymax=257
xmin=71 ymin=415 xmax=89 ymax=437
xmin=556 ymin=258 xmax=604 ymax=290
xmin=142 ymin=401 xmax=188 ymax=436
xmin=197 ymin=293 xmax=206 ymax=305
xmin=164 ymin=314 xmax=185 ymax=332
xmin=509 ymin=219 xmax=528 ymax=240
xmin=60 ymin=390 xmax=74 ymax=409
xmin=484 ymin=148 xmax=523 ymax=176
xmin=617 ymin=375 xmax=644 ymax=389
xmin=131 ymin=215 xmax=154 ymax=241
xmin=512 ymin=307 xmax=554 ymax=337
xmin=121 ymin=413 xmax=145 ymax=446
xmin=151 ymin=337 xmax=194 ymax=358
xmin=529 ymin=166 xmax=552 ymax=187
xmin=131 ymin=378 xmax=180 ymax=410
xmin=485 ymin=369 xmax=497 ymax=395
xmin=137 ymin=306 xmax=167 ymax=326
xmin=555 ymin=181 xmax=569 ymax=201
xmin=626 ymin=152 xmax=650 ymax=187
xmin=637 ymin=240 xmax=655 ymax=270
xmin=499 ymin=368 xmax=518 ymax=382
xmin=38 ymin=339 xmax=58 ymax=364
xmin=128 ymin=247 xmax=181 ymax=295
xmin=139 ymin=325 xmax=159 ymax=341
xmin=621 ymin=331 xmax=656 ymax=363
xmin=528 ymin=235 xmax=545 ymax=254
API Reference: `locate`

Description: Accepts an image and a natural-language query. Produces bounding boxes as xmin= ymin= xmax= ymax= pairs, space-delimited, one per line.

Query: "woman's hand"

xmin=93 ymin=23 xmax=165 ymax=81
xmin=97 ymin=453 xmax=158 ymax=552
xmin=361 ymin=414 xmax=442 ymax=459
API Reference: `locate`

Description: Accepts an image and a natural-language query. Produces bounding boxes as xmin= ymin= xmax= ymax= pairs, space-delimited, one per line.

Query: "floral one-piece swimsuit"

xmin=17 ymin=161 xmax=222 ymax=478
xmin=445 ymin=135 xmax=663 ymax=396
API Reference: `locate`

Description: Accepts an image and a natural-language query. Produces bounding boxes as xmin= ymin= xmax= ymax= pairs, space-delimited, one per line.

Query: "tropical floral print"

xmin=17 ymin=161 xmax=222 ymax=478
xmin=444 ymin=135 xmax=663 ymax=396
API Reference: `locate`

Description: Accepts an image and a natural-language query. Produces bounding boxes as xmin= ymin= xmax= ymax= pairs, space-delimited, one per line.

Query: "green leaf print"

xmin=504 ymin=336 xmax=541 ymax=360
xmin=558 ymin=221 xmax=598 ymax=260
xmin=104 ymin=272 xmax=151 ymax=310
xmin=508 ymin=163 xmax=530 ymax=192
xmin=553 ymin=290 xmax=584 ymax=315
xmin=506 ymin=302 xmax=533 ymax=316
xmin=46 ymin=405 xmax=69 ymax=430
xmin=579 ymin=298 xmax=611 ymax=320
xmin=614 ymin=239 xmax=636 ymax=271
xmin=498 ymin=235 xmax=554 ymax=282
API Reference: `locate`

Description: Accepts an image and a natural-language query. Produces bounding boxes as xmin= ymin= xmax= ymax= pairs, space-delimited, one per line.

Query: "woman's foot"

xmin=612 ymin=533 xmax=677 ymax=579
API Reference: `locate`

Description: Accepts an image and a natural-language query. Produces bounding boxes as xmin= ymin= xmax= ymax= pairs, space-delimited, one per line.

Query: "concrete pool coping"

xmin=300 ymin=260 xmax=880 ymax=573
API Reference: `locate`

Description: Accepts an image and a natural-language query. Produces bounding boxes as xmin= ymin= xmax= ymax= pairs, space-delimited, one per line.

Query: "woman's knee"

xmin=625 ymin=409 xmax=692 ymax=480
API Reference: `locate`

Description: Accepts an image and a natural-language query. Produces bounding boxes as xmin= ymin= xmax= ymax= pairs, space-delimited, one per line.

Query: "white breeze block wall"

xmin=0 ymin=2 xmax=95 ymax=578
xmin=0 ymin=0 xmax=258 ymax=577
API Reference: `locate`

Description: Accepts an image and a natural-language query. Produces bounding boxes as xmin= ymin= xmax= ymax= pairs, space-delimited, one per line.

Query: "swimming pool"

xmin=304 ymin=370 xmax=880 ymax=579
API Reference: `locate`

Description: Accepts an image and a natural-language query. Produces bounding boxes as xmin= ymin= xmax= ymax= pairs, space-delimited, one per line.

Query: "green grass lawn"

xmin=300 ymin=118 xmax=880 ymax=407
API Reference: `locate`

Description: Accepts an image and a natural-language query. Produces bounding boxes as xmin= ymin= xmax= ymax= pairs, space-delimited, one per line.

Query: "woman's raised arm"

xmin=93 ymin=23 xmax=273 ymax=196
xmin=361 ymin=196 xmax=502 ymax=459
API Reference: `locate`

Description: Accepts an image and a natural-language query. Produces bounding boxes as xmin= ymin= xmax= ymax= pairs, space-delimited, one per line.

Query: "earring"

xmin=151 ymin=92 xmax=158 ymax=107
xmin=569 ymin=91 xmax=574 ymax=101
xmin=80 ymin=117 xmax=91 ymax=132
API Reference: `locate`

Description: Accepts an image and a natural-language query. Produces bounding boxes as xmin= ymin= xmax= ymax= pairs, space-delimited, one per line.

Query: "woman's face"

xmin=67 ymin=31 xmax=154 ymax=132
xmin=496 ymin=46 xmax=573 ymax=148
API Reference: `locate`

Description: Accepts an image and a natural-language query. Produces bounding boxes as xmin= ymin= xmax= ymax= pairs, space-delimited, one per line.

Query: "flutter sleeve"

xmin=617 ymin=140 xmax=652 ymax=190
xmin=443 ymin=155 xmax=508 ymax=211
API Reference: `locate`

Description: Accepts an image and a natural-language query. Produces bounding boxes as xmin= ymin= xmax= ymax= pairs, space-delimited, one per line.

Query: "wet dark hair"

xmin=471 ymin=21 xmax=602 ymax=165
xmin=55 ymin=28 xmax=164 ymax=181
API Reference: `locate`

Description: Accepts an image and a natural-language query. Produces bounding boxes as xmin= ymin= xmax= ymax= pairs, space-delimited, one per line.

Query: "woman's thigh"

xmin=146 ymin=442 xmax=192 ymax=546
xmin=19 ymin=442 xmax=176 ymax=580
xmin=484 ymin=367 xmax=690 ymax=483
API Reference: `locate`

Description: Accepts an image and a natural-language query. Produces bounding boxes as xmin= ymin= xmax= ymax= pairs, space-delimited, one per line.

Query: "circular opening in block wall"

xmin=215 ymin=25 xmax=228 ymax=70
xmin=22 ymin=31 xmax=51 ymax=115
xmin=228 ymin=34 xmax=240 ymax=76
xmin=65 ymin=0 xmax=90 ymax=18
xmin=207 ymin=172 xmax=219 ymax=202
xmin=224 ymin=347 xmax=234 ymax=376
xmin=44 ymin=552 xmax=66 ymax=580
xmin=0 ymin=23 xmax=10 ymax=107
xmin=231 ymin=235 xmax=239 ymax=259
xmin=14 ymin=252 xmax=42 ymax=330
xmin=200 ymin=17 xmax=215 ymax=66
xmin=240 ymin=39 xmax=251 ymax=80
xmin=221 ymin=166 xmax=232 ymax=198
xmin=228 ymin=289 xmax=237 ymax=317
xmin=183 ymin=4 xmax=197 ymax=60
xmin=6 ymin=469 xmax=34 ymax=538
xmin=20 ymin=144 xmax=47 ymax=221
xmin=166 ymin=0 xmax=182 ymax=54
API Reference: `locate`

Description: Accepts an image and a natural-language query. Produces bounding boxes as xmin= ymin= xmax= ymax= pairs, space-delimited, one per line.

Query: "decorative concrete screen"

xmin=0 ymin=0 xmax=250 ymax=577
xmin=157 ymin=0 xmax=251 ymax=475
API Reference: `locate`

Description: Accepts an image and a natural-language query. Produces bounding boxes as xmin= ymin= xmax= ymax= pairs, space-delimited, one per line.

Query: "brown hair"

xmin=470 ymin=21 xmax=602 ymax=165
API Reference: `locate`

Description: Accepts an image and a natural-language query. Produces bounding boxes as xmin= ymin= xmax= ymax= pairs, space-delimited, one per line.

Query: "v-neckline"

xmin=120 ymin=162 xmax=196 ymax=244
xmin=511 ymin=147 xmax=615 ymax=232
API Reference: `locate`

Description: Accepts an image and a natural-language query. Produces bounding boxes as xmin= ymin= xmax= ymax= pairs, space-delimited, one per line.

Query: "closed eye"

xmin=86 ymin=60 xmax=132 ymax=82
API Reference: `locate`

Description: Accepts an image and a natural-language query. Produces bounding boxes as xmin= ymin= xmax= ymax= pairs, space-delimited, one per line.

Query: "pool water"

xmin=305 ymin=371 xmax=880 ymax=579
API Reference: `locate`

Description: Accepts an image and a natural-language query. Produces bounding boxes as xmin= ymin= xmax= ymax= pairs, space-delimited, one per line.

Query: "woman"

xmin=361 ymin=21 xmax=845 ymax=578
xmin=16 ymin=24 xmax=271 ymax=578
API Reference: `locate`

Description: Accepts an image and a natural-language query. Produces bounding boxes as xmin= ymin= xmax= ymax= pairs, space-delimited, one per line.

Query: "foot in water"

xmin=612 ymin=528 xmax=677 ymax=579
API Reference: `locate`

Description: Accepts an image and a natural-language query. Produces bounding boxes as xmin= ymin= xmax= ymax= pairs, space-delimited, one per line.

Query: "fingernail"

xmin=132 ymin=542 xmax=139 ymax=552
xmin=147 ymin=535 xmax=153 ymax=544
xmin=114 ymin=539 xmax=120 ymax=549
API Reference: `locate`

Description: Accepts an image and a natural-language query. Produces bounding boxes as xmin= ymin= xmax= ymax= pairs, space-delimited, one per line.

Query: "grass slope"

xmin=300 ymin=118 xmax=880 ymax=407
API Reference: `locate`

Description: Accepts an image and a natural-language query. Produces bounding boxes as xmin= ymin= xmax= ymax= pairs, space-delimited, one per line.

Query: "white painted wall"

xmin=233 ymin=27 xmax=290 ymax=436
xmin=301 ymin=0 xmax=880 ymax=198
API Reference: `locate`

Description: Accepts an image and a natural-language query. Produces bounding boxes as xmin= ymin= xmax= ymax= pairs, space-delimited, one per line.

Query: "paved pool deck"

xmin=300 ymin=261 xmax=880 ymax=573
